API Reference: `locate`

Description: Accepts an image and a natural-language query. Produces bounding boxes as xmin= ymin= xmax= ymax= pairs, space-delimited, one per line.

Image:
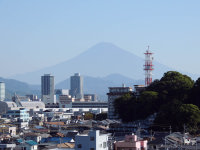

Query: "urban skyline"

xmin=0 ymin=1 xmax=200 ymax=150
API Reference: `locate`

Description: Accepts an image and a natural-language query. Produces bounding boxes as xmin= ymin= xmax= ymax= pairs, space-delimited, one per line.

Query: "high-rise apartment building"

xmin=107 ymin=86 xmax=133 ymax=120
xmin=41 ymin=74 xmax=55 ymax=104
xmin=70 ymin=73 xmax=83 ymax=99
xmin=0 ymin=82 xmax=5 ymax=101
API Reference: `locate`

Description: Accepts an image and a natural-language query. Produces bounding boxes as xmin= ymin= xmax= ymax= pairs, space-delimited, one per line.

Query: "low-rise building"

xmin=17 ymin=139 xmax=38 ymax=150
xmin=59 ymin=95 xmax=73 ymax=108
xmin=4 ymin=108 xmax=29 ymax=128
xmin=0 ymin=143 xmax=16 ymax=150
xmin=75 ymin=130 xmax=109 ymax=150
xmin=115 ymin=134 xmax=147 ymax=150
xmin=0 ymin=101 xmax=45 ymax=114
xmin=0 ymin=125 xmax=16 ymax=136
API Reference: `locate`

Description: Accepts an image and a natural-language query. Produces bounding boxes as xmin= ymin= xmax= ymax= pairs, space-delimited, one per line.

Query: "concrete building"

xmin=0 ymin=82 xmax=5 ymax=101
xmin=107 ymin=86 xmax=133 ymax=120
xmin=75 ymin=130 xmax=109 ymax=150
xmin=55 ymin=89 xmax=69 ymax=101
xmin=115 ymin=134 xmax=147 ymax=150
xmin=59 ymin=95 xmax=73 ymax=108
xmin=26 ymin=94 xmax=39 ymax=101
xmin=70 ymin=73 xmax=83 ymax=99
xmin=84 ymin=94 xmax=97 ymax=101
xmin=0 ymin=101 xmax=45 ymax=114
xmin=4 ymin=108 xmax=29 ymax=128
xmin=72 ymin=101 xmax=107 ymax=109
xmin=0 ymin=144 xmax=16 ymax=150
xmin=41 ymin=74 xmax=56 ymax=104
xmin=0 ymin=124 xmax=16 ymax=136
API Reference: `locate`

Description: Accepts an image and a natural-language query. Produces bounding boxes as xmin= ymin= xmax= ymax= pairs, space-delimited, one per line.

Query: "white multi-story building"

xmin=4 ymin=108 xmax=30 ymax=128
xmin=75 ymin=130 xmax=109 ymax=150
xmin=107 ymin=86 xmax=133 ymax=120
xmin=0 ymin=82 xmax=5 ymax=101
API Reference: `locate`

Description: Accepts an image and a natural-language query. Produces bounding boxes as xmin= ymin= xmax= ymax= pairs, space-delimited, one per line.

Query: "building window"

xmin=90 ymin=136 xmax=95 ymax=141
xmin=77 ymin=144 xmax=82 ymax=148
xmin=90 ymin=148 xmax=95 ymax=150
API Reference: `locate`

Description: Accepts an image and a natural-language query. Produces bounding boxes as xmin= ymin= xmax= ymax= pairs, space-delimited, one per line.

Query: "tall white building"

xmin=0 ymin=82 xmax=5 ymax=101
xmin=70 ymin=73 xmax=83 ymax=99
xmin=41 ymin=74 xmax=56 ymax=104
xmin=107 ymin=86 xmax=133 ymax=120
xmin=75 ymin=130 xmax=109 ymax=150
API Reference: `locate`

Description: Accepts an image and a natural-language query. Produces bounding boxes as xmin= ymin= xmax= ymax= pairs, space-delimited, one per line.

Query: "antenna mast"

xmin=144 ymin=46 xmax=154 ymax=86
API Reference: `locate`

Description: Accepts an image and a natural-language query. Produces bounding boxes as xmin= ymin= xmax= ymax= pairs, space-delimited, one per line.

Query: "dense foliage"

xmin=95 ymin=113 xmax=107 ymax=121
xmin=114 ymin=71 xmax=200 ymax=133
xmin=84 ymin=112 xmax=94 ymax=120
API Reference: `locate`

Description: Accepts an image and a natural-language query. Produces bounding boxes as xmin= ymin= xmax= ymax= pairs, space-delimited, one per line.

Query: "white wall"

xmin=75 ymin=130 xmax=109 ymax=150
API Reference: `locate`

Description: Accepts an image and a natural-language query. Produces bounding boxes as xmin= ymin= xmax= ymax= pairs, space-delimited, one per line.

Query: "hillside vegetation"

xmin=114 ymin=71 xmax=200 ymax=134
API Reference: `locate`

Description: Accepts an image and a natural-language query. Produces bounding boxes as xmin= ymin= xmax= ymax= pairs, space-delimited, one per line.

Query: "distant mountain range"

xmin=11 ymin=42 xmax=182 ymax=84
xmin=1 ymin=74 xmax=143 ymax=101
xmin=0 ymin=77 xmax=40 ymax=100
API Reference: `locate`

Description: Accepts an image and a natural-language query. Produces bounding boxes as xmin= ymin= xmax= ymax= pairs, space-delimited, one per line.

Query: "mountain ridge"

xmin=10 ymin=42 xmax=199 ymax=84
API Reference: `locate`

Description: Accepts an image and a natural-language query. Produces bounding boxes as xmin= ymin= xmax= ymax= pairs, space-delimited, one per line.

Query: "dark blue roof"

xmin=41 ymin=137 xmax=72 ymax=144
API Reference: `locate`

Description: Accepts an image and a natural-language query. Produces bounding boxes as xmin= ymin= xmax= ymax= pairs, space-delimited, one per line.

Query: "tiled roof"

xmin=45 ymin=122 xmax=65 ymax=126
xmin=57 ymin=142 xmax=75 ymax=148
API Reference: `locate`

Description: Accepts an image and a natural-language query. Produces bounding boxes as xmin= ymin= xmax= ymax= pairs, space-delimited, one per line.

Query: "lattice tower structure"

xmin=144 ymin=47 xmax=154 ymax=86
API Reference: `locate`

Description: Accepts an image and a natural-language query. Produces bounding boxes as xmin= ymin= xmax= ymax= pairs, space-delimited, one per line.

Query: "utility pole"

xmin=183 ymin=124 xmax=186 ymax=135
xmin=150 ymin=129 xmax=153 ymax=141
xmin=169 ymin=125 xmax=172 ymax=134
xmin=59 ymin=125 xmax=61 ymax=148
xmin=136 ymin=122 xmax=141 ymax=139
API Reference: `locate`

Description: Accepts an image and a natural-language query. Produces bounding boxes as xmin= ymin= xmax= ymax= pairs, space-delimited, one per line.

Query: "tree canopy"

xmin=113 ymin=71 xmax=200 ymax=133
xmin=147 ymin=71 xmax=194 ymax=103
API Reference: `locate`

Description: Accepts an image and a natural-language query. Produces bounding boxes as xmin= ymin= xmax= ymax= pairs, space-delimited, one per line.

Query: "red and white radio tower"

xmin=144 ymin=46 xmax=154 ymax=86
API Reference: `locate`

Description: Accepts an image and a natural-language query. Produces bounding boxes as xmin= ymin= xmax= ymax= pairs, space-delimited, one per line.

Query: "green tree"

xmin=188 ymin=78 xmax=200 ymax=107
xmin=178 ymin=104 xmax=200 ymax=133
xmin=95 ymin=113 xmax=107 ymax=121
xmin=153 ymin=100 xmax=182 ymax=131
xmin=84 ymin=112 xmax=94 ymax=120
xmin=113 ymin=71 xmax=200 ymax=134
xmin=139 ymin=91 xmax=159 ymax=117
xmin=154 ymin=103 xmax=200 ymax=133
xmin=114 ymin=93 xmax=135 ymax=122
xmin=114 ymin=92 xmax=159 ymax=122
xmin=148 ymin=71 xmax=194 ymax=103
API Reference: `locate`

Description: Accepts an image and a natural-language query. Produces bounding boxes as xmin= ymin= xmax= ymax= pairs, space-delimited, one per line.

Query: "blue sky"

xmin=0 ymin=0 xmax=200 ymax=77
